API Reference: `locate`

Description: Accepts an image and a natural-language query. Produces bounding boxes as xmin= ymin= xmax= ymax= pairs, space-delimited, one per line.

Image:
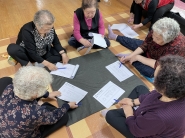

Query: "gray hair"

xmin=82 ymin=0 xmax=98 ymax=9
xmin=152 ymin=17 xmax=180 ymax=44
xmin=13 ymin=66 xmax=53 ymax=100
xmin=33 ymin=10 xmax=55 ymax=28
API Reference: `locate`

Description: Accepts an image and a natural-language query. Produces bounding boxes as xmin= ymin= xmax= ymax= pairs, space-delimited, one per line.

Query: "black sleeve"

xmin=130 ymin=1 xmax=135 ymax=13
xmin=142 ymin=0 xmax=159 ymax=25
xmin=52 ymin=29 xmax=67 ymax=53
xmin=23 ymin=29 xmax=45 ymax=63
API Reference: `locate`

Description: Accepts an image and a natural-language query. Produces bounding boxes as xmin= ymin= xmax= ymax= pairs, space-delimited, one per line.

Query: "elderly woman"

xmin=108 ymin=17 xmax=185 ymax=81
xmin=68 ymin=0 xmax=110 ymax=49
xmin=0 ymin=66 xmax=78 ymax=138
xmin=102 ymin=55 xmax=185 ymax=138
xmin=129 ymin=0 xmax=174 ymax=30
xmin=7 ymin=10 xmax=69 ymax=71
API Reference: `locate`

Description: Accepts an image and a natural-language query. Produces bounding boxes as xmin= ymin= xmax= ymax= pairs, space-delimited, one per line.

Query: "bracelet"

xmin=132 ymin=99 xmax=136 ymax=107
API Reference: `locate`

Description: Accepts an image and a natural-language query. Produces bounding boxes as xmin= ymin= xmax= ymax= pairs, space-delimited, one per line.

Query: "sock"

xmin=108 ymin=25 xmax=117 ymax=40
xmin=100 ymin=109 xmax=109 ymax=117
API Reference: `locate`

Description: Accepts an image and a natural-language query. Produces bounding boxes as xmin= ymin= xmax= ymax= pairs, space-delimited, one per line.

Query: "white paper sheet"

xmin=50 ymin=62 xmax=79 ymax=79
xmin=93 ymin=81 xmax=125 ymax=108
xmin=171 ymin=6 xmax=185 ymax=19
xmin=106 ymin=61 xmax=133 ymax=82
xmin=111 ymin=23 xmax=139 ymax=38
xmin=58 ymin=82 xmax=88 ymax=104
xmin=89 ymin=32 xmax=107 ymax=48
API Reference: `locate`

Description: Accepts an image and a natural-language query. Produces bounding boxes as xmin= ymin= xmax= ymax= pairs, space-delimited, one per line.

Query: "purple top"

xmin=126 ymin=90 xmax=185 ymax=138
xmin=0 ymin=84 xmax=70 ymax=138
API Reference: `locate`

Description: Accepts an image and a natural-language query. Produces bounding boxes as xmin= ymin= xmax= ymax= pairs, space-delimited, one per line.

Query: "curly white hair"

xmin=13 ymin=66 xmax=53 ymax=100
xmin=152 ymin=17 xmax=180 ymax=44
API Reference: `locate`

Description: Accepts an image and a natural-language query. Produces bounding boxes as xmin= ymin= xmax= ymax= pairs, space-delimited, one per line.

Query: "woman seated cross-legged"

xmin=68 ymin=0 xmax=110 ymax=49
xmin=0 ymin=66 xmax=78 ymax=138
xmin=7 ymin=10 xmax=69 ymax=71
xmin=101 ymin=55 xmax=185 ymax=138
xmin=108 ymin=17 xmax=185 ymax=82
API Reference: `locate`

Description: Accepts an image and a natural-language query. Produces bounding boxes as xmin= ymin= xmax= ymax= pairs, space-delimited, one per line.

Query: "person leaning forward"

xmin=0 ymin=66 xmax=78 ymax=138
xmin=108 ymin=17 xmax=185 ymax=79
xmin=7 ymin=10 xmax=69 ymax=71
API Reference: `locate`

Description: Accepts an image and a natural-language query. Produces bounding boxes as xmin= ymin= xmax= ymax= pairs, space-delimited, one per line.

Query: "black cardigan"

xmin=16 ymin=21 xmax=66 ymax=63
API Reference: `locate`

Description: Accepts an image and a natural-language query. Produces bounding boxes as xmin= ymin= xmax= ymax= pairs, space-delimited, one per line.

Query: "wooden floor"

xmin=0 ymin=0 xmax=154 ymax=138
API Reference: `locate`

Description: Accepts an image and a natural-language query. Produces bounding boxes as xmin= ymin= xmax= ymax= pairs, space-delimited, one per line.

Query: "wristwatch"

xmin=132 ymin=99 xmax=136 ymax=107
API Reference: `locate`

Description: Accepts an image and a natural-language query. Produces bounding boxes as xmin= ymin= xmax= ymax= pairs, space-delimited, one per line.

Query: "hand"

xmin=129 ymin=55 xmax=139 ymax=64
xmin=120 ymin=55 xmax=132 ymax=63
xmin=48 ymin=91 xmax=61 ymax=100
xmin=131 ymin=23 xmax=143 ymax=30
xmin=122 ymin=105 xmax=134 ymax=118
xmin=47 ymin=62 xmax=57 ymax=71
xmin=68 ymin=102 xmax=78 ymax=109
xmin=61 ymin=53 xmax=69 ymax=64
xmin=81 ymin=39 xmax=93 ymax=47
xmin=118 ymin=98 xmax=133 ymax=107
xmin=38 ymin=99 xmax=44 ymax=105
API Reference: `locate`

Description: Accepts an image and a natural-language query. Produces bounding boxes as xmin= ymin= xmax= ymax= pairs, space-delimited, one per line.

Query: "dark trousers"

xmin=68 ymin=36 xmax=110 ymax=49
xmin=116 ymin=36 xmax=155 ymax=78
xmin=0 ymin=77 xmax=13 ymax=96
xmin=105 ymin=85 xmax=149 ymax=138
xmin=0 ymin=77 xmax=68 ymax=138
xmin=132 ymin=2 xmax=174 ymax=29
xmin=39 ymin=102 xmax=69 ymax=138
xmin=7 ymin=44 xmax=62 ymax=66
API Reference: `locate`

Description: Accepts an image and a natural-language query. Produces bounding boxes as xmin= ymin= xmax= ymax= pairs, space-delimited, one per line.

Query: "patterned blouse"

xmin=140 ymin=31 xmax=185 ymax=68
xmin=16 ymin=21 xmax=66 ymax=63
xmin=0 ymin=84 xmax=70 ymax=138
xmin=20 ymin=28 xmax=54 ymax=56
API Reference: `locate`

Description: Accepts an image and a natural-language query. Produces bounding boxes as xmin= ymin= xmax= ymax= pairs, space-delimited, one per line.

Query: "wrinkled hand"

xmin=68 ymin=102 xmax=78 ymax=109
xmin=47 ymin=62 xmax=57 ymax=71
xmin=122 ymin=104 xmax=134 ymax=117
xmin=48 ymin=91 xmax=61 ymax=100
xmin=38 ymin=99 xmax=44 ymax=105
xmin=62 ymin=53 xmax=69 ymax=64
xmin=120 ymin=55 xmax=132 ymax=63
xmin=129 ymin=55 xmax=139 ymax=64
xmin=118 ymin=98 xmax=133 ymax=107
xmin=81 ymin=39 xmax=93 ymax=47
xmin=132 ymin=24 xmax=142 ymax=30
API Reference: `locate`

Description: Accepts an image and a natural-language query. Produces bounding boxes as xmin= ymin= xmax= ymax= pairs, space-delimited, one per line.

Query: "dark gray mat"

xmin=51 ymin=49 xmax=147 ymax=126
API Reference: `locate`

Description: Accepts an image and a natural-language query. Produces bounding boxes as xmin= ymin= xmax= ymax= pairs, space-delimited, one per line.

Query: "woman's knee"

xmin=62 ymin=113 xmax=69 ymax=125
xmin=7 ymin=44 xmax=20 ymax=56
xmin=68 ymin=37 xmax=76 ymax=46
xmin=105 ymin=110 xmax=115 ymax=124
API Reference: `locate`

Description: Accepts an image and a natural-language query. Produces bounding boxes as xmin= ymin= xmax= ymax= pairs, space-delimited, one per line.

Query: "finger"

xmin=55 ymin=93 xmax=61 ymax=97
xmin=53 ymin=97 xmax=57 ymax=100
xmin=120 ymin=57 xmax=124 ymax=62
xmin=63 ymin=61 xmax=66 ymax=64
xmin=50 ymin=97 xmax=57 ymax=100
